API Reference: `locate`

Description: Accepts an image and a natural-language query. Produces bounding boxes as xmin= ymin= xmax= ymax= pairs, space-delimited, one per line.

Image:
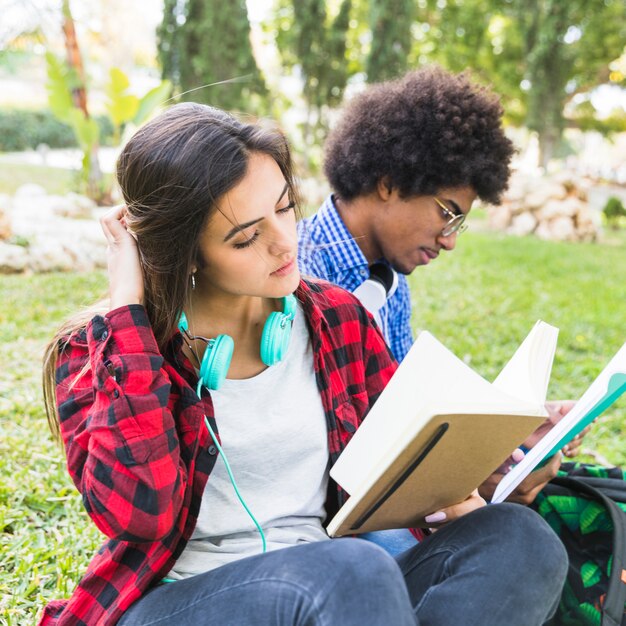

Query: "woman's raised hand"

xmin=100 ymin=205 xmax=144 ymax=310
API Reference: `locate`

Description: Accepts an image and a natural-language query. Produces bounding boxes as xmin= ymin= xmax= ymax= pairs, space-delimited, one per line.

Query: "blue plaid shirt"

xmin=297 ymin=195 xmax=414 ymax=362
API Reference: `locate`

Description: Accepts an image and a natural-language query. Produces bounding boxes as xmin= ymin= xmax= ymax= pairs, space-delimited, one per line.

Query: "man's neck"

xmin=333 ymin=194 xmax=379 ymax=264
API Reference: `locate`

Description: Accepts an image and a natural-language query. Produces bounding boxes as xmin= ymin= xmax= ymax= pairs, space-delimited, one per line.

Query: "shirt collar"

xmin=315 ymin=195 xmax=368 ymax=271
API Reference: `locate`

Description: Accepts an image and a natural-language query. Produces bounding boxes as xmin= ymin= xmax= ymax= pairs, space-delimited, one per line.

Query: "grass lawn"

xmin=1 ymin=230 xmax=625 ymax=623
xmin=408 ymin=230 xmax=626 ymax=464
xmin=0 ymin=162 xmax=77 ymax=196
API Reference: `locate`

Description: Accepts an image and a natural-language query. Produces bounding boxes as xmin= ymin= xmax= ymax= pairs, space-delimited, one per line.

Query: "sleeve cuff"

xmin=87 ymin=304 xmax=161 ymax=356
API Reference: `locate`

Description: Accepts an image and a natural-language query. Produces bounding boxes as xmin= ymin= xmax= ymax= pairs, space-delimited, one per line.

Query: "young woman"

xmin=40 ymin=103 xmax=567 ymax=626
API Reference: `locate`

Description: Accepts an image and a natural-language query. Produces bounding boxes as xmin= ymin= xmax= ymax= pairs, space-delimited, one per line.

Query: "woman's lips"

xmin=272 ymin=259 xmax=296 ymax=276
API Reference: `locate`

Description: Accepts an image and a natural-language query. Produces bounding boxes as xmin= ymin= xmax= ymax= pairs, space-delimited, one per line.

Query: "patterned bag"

xmin=532 ymin=463 xmax=626 ymax=626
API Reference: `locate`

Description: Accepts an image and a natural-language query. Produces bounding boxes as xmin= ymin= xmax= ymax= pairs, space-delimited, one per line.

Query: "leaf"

xmin=68 ymin=109 xmax=100 ymax=151
xmin=106 ymin=67 xmax=139 ymax=127
xmin=579 ymin=501 xmax=611 ymax=534
xmin=580 ymin=561 xmax=603 ymax=588
xmin=45 ymin=52 xmax=75 ymax=124
xmin=133 ymin=80 xmax=173 ymax=126
xmin=544 ymin=495 xmax=589 ymax=532
xmin=577 ymin=601 xmax=602 ymax=625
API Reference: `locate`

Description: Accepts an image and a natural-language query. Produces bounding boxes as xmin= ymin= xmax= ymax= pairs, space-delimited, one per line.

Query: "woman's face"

xmin=196 ymin=152 xmax=300 ymax=300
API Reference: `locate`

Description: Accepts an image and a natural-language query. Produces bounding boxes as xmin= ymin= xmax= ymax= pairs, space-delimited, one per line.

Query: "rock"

xmin=536 ymin=217 xmax=576 ymax=242
xmin=553 ymin=170 xmax=576 ymax=194
xmin=508 ymin=212 xmax=537 ymax=236
xmin=487 ymin=205 xmax=513 ymax=231
xmin=575 ymin=178 xmax=592 ymax=202
xmin=14 ymin=183 xmax=47 ymax=199
xmin=537 ymin=197 xmax=583 ymax=220
xmin=51 ymin=192 xmax=97 ymax=219
xmin=28 ymin=240 xmax=79 ymax=273
xmin=0 ymin=205 xmax=11 ymax=241
xmin=524 ymin=180 xmax=567 ymax=209
xmin=492 ymin=170 xmax=602 ymax=242
xmin=0 ymin=242 xmax=29 ymax=273
xmin=503 ymin=176 xmax=529 ymax=204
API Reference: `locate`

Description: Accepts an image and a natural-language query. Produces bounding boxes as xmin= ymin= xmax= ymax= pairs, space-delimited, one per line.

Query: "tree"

xmin=60 ymin=0 xmax=103 ymax=199
xmin=274 ymin=0 xmax=353 ymax=149
xmin=158 ymin=0 xmax=266 ymax=113
xmin=421 ymin=0 xmax=626 ymax=168
xmin=603 ymin=196 xmax=626 ymax=230
xmin=365 ymin=0 xmax=414 ymax=82
xmin=157 ymin=0 xmax=184 ymax=88
xmin=516 ymin=0 xmax=626 ymax=168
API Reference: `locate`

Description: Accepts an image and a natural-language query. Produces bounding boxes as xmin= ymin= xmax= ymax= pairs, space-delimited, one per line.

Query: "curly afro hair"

xmin=323 ymin=65 xmax=515 ymax=205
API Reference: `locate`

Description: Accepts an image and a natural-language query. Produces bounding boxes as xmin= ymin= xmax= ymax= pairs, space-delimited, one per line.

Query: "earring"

xmin=190 ymin=271 xmax=196 ymax=291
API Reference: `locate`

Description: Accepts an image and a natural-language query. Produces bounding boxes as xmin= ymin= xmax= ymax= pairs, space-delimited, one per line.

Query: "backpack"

xmin=531 ymin=463 xmax=626 ymax=626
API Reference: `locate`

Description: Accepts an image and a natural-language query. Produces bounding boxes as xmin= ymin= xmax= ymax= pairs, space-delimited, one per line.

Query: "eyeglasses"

xmin=434 ymin=197 xmax=468 ymax=237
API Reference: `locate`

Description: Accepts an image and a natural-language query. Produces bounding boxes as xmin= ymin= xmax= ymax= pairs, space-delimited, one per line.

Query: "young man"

xmin=297 ymin=65 xmax=513 ymax=361
xmin=298 ymin=66 xmax=587 ymax=509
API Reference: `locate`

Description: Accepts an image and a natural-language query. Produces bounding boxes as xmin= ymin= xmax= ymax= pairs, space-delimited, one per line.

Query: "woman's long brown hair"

xmin=43 ymin=103 xmax=300 ymax=440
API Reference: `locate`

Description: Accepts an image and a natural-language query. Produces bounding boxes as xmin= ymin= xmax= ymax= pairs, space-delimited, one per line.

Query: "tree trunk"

xmin=61 ymin=0 xmax=88 ymax=114
xmin=537 ymin=129 xmax=557 ymax=171
xmin=61 ymin=0 xmax=103 ymax=200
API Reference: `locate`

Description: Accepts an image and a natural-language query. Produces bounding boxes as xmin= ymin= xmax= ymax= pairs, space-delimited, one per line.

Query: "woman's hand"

xmin=423 ymin=489 xmax=486 ymax=528
xmin=100 ymin=205 xmax=144 ymax=309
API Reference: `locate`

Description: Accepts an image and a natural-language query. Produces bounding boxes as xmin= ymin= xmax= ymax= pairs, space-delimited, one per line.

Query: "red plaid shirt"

xmin=39 ymin=279 xmax=400 ymax=625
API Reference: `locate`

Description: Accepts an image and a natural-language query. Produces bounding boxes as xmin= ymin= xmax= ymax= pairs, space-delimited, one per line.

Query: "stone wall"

xmin=487 ymin=172 xmax=602 ymax=242
xmin=0 ymin=184 xmax=107 ymax=274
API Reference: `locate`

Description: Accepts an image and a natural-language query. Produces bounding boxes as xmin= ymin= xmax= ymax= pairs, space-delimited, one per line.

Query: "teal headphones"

xmin=178 ymin=294 xmax=297 ymax=390
xmin=160 ymin=295 xmax=299 ymax=583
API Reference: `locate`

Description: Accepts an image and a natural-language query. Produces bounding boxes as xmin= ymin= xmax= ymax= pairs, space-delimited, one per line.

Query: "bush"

xmin=0 ymin=109 xmax=115 ymax=152
xmin=603 ymin=196 xmax=626 ymax=230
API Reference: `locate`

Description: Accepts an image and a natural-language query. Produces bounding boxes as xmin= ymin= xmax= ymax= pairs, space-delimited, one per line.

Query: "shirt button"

xmin=100 ymin=329 xmax=108 ymax=341
xmin=208 ymin=445 xmax=217 ymax=455
xmin=112 ymin=389 xmax=119 ymax=399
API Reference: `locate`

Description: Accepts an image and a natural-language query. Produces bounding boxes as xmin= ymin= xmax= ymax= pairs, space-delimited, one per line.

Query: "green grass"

xmin=0 ymin=162 xmax=77 ymax=196
xmin=409 ymin=231 xmax=626 ymax=464
xmin=0 ymin=272 xmax=108 ymax=625
xmin=1 ymin=232 xmax=625 ymax=623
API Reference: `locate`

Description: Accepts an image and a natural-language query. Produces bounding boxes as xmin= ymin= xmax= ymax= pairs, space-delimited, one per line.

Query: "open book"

xmin=327 ymin=321 xmax=626 ymax=537
xmin=491 ymin=341 xmax=626 ymax=503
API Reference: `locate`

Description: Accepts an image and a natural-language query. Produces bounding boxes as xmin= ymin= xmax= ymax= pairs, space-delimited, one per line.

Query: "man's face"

xmin=369 ymin=186 xmax=477 ymax=275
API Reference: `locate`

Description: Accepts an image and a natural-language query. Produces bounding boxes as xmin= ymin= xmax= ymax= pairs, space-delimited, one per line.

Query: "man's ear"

xmin=376 ymin=178 xmax=393 ymax=201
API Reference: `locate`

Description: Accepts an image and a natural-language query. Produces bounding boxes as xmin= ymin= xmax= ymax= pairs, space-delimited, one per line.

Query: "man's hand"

xmin=544 ymin=400 xmax=592 ymax=457
xmin=478 ymin=451 xmax=562 ymax=505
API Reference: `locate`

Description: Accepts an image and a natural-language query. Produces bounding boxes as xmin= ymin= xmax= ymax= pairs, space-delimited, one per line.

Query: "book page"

xmin=492 ymin=320 xmax=558 ymax=405
xmin=330 ymin=329 xmax=545 ymax=495
xmin=491 ymin=339 xmax=626 ymax=503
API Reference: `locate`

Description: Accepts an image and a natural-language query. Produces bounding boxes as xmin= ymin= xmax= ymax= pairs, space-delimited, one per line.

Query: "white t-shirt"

xmin=169 ymin=303 xmax=330 ymax=578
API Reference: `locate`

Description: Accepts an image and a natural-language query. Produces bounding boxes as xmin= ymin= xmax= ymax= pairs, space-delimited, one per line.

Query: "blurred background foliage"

xmin=1 ymin=0 xmax=624 ymax=196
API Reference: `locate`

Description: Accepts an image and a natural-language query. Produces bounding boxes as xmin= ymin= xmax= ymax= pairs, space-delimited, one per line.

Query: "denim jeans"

xmin=118 ymin=503 xmax=567 ymax=626
xmin=360 ymin=528 xmax=418 ymax=556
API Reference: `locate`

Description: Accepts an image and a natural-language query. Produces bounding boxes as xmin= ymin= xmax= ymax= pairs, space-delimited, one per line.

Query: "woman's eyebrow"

xmin=223 ymin=217 xmax=264 ymax=242
xmin=275 ymin=183 xmax=289 ymax=205
xmin=223 ymin=183 xmax=290 ymax=242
